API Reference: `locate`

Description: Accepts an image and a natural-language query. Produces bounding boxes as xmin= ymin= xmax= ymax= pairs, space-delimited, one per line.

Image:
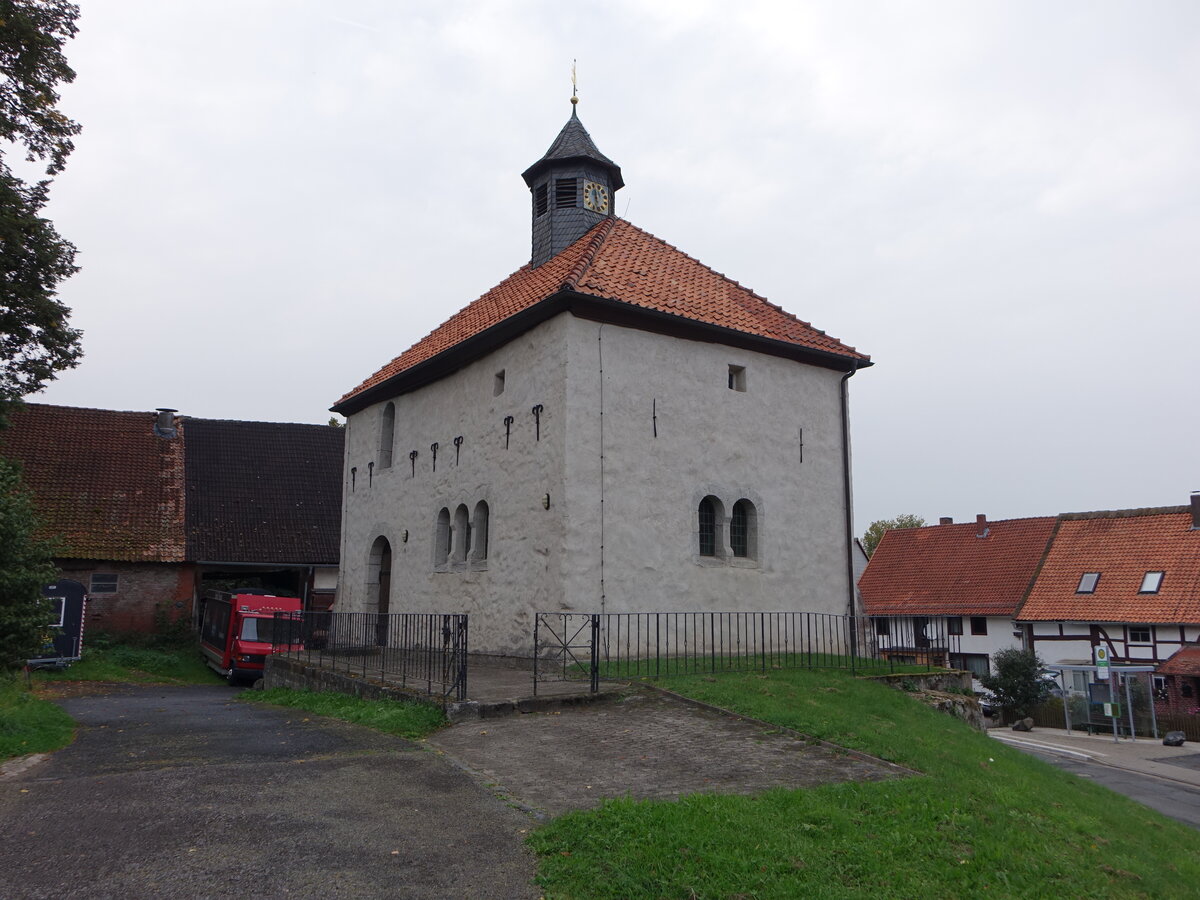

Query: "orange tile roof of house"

xmin=1018 ymin=507 xmax=1200 ymax=623
xmin=335 ymin=218 xmax=868 ymax=410
xmin=858 ymin=516 xmax=1058 ymax=617
xmin=1157 ymin=645 xmax=1200 ymax=677
xmin=0 ymin=403 xmax=187 ymax=562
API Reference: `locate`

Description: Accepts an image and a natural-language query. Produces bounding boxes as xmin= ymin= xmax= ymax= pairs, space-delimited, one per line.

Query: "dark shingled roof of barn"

xmin=184 ymin=417 xmax=344 ymax=564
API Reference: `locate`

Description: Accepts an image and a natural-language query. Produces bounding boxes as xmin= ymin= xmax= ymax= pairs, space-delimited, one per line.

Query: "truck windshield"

xmin=240 ymin=616 xmax=292 ymax=644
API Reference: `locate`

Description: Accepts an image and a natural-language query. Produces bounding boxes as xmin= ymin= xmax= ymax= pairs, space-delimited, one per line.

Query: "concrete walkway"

xmin=427 ymin=689 xmax=912 ymax=817
xmin=990 ymin=726 xmax=1200 ymax=789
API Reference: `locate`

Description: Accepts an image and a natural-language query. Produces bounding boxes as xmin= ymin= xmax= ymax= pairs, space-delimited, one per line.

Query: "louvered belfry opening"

xmin=555 ymin=177 xmax=578 ymax=208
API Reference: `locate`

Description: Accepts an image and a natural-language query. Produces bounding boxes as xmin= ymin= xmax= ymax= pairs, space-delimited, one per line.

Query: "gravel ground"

xmin=0 ymin=685 xmax=538 ymax=900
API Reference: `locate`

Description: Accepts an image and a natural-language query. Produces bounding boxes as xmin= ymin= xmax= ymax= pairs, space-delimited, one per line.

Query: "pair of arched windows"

xmin=435 ymin=501 xmax=489 ymax=569
xmin=698 ymin=495 xmax=758 ymax=561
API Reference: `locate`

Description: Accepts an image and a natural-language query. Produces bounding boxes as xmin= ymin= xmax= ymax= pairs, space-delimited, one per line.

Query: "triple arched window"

xmin=697 ymin=494 xmax=759 ymax=563
xmin=434 ymin=500 xmax=490 ymax=570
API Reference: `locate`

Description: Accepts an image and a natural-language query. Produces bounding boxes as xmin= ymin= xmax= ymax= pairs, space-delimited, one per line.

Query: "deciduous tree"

xmin=979 ymin=648 xmax=1054 ymax=719
xmin=0 ymin=0 xmax=83 ymax=419
xmin=862 ymin=513 xmax=926 ymax=557
xmin=0 ymin=457 xmax=55 ymax=670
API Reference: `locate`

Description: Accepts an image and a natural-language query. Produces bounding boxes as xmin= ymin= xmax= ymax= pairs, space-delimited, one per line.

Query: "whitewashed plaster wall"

xmin=338 ymin=314 xmax=573 ymax=655
xmin=560 ymin=317 xmax=853 ymax=617
xmin=1026 ymin=621 xmax=1200 ymax=665
xmin=339 ymin=311 xmax=858 ymax=656
xmin=956 ymin=616 xmax=1025 ymax=663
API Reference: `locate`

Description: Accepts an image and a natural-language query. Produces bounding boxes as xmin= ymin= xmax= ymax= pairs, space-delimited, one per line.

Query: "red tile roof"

xmin=337 ymin=218 xmax=868 ymax=407
xmin=1018 ymin=507 xmax=1200 ymax=623
xmin=1157 ymin=645 xmax=1200 ymax=677
xmin=0 ymin=403 xmax=187 ymax=562
xmin=859 ymin=516 xmax=1057 ymax=617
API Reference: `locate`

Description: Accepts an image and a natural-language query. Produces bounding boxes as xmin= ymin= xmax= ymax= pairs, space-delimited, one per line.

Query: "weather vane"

xmin=571 ymin=59 xmax=578 ymax=106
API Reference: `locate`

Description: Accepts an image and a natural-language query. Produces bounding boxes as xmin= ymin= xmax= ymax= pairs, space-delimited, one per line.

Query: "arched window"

xmin=470 ymin=500 xmax=489 ymax=562
xmin=698 ymin=496 xmax=725 ymax=557
xmin=379 ymin=402 xmax=395 ymax=468
xmin=731 ymin=499 xmax=757 ymax=559
xmin=434 ymin=508 xmax=451 ymax=567
xmin=452 ymin=504 xmax=470 ymax=563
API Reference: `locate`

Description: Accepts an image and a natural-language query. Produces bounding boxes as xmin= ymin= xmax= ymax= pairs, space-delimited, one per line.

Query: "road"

xmin=0 ymin=684 xmax=538 ymax=899
xmin=1022 ymin=747 xmax=1200 ymax=830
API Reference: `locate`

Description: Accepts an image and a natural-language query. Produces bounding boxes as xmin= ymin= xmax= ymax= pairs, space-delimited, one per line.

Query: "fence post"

xmin=532 ymin=614 xmax=540 ymax=697
xmin=849 ymin=616 xmax=856 ymax=676
xmin=590 ymin=614 xmax=600 ymax=693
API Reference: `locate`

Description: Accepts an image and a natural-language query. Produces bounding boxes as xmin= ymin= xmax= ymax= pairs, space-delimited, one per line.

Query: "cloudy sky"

xmin=31 ymin=1 xmax=1200 ymax=532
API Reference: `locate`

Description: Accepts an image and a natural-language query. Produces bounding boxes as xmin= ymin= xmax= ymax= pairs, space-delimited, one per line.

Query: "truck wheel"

xmin=227 ymin=668 xmax=241 ymax=687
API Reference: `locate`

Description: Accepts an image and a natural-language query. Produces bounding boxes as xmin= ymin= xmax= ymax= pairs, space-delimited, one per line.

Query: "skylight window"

xmin=1076 ymin=572 xmax=1100 ymax=594
xmin=1139 ymin=571 xmax=1164 ymax=594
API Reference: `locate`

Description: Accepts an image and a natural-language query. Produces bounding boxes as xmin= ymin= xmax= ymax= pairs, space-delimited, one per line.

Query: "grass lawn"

xmin=32 ymin=643 xmax=222 ymax=686
xmin=243 ymin=687 xmax=446 ymax=740
xmin=0 ymin=678 xmax=75 ymax=760
xmin=529 ymin=668 xmax=1200 ymax=899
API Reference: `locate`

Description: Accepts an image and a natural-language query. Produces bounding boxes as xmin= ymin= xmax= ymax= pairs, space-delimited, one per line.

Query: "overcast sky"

xmin=30 ymin=1 xmax=1200 ymax=532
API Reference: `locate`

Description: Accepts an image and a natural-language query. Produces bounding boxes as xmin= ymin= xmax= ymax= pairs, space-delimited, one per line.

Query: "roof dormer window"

xmin=1139 ymin=571 xmax=1164 ymax=594
xmin=1076 ymin=572 xmax=1100 ymax=594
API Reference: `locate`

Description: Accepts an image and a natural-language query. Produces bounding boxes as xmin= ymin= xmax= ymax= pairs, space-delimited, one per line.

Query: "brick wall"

xmin=55 ymin=559 xmax=196 ymax=634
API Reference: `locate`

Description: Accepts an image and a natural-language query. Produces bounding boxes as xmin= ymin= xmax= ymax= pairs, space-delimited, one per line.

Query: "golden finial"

xmin=571 ymin=59 xmax=578 ymax=105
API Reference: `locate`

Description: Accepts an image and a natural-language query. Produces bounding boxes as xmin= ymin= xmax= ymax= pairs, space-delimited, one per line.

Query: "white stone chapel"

xmin=332 ymin=101 xmax=872 ymax=656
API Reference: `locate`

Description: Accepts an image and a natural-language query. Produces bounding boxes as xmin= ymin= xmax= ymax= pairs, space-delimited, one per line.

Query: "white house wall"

xmin=338 ymin=314 xmax=572 ymax=655
xmin=1027 ymin=621 xmax=1200 ymax=666
xmin=339 ymin=312 xmax=857 ymax=656
xmin=560 ymin=317 xmax=852 ymax=617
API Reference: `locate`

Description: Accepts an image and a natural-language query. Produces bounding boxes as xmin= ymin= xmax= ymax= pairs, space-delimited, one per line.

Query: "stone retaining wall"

xmin=867 ymin=670 xmax=986 ymax=731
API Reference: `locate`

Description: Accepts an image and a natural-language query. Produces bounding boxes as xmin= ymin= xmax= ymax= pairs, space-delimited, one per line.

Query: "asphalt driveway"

xmin=0 ymin=685 xmax=538 ymax=900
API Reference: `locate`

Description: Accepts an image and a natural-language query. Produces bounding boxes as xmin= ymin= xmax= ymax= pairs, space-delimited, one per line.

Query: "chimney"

xmin=939 ymin=517 xmax=953 ymax=525
xmin=1191 ymin=492 xmax=1200 ymax=530
xmin=154 ymin=408 xmax=178 ymax=439
xmin=975 ymin=513 xmax=989 ymax=538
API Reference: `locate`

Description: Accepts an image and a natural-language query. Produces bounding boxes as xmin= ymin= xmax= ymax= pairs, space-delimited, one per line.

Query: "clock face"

xmin=583 ymin=180 xmax=610 ymax=214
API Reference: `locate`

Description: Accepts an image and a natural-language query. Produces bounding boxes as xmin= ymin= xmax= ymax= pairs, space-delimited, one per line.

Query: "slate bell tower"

xmin=522 ymin=98 xmax=623 ymax=268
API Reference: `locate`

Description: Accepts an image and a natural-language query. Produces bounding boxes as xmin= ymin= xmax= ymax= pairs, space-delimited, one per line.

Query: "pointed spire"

xmin=521 ymin=105 xmax=623 ymax=190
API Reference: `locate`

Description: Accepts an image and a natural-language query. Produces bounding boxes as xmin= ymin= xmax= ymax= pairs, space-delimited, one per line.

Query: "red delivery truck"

xmin=199 ymin=590 xmax=303 ymax=685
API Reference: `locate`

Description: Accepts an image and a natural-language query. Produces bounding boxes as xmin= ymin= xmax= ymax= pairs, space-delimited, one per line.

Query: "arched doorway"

xmin=367 ymin=536 xmax=392 ymax=646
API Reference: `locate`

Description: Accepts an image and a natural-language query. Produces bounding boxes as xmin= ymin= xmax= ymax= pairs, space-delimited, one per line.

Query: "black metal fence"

xmin=271 ymin=611 xmax=468 ymax=702
xmin=533 ymin=611 xmax=964 ymax=692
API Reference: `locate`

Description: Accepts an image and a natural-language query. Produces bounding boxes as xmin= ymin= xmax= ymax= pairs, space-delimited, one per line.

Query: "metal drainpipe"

xmin=840 ymin=363 xmax=860 ymax=647
xmin=597 ymin=324 xmax=607 ymax=616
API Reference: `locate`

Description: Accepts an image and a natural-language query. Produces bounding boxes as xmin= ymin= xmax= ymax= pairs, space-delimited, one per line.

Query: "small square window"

xmin=874 ymin=617 xmax=890 ymax=637
xmin=1076 ymin=572 xmax=1100 ymax=594
xmin=494 ymin=370 xmax=506 ymax=397
xmin=970 ymin=617 xmax=988 ymax=636
xmin=947 ymin=616 xmax=963 ymax=635
xmin=1139 ymin=571 xmax=1163 ymax=594
xmin=1129 ymin=625 xmax=1151 ymax=643
xmin=728 ymin=365 xmax=746 ymax=392
xmin=90 ymin=573 xmax=119 ymax=594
